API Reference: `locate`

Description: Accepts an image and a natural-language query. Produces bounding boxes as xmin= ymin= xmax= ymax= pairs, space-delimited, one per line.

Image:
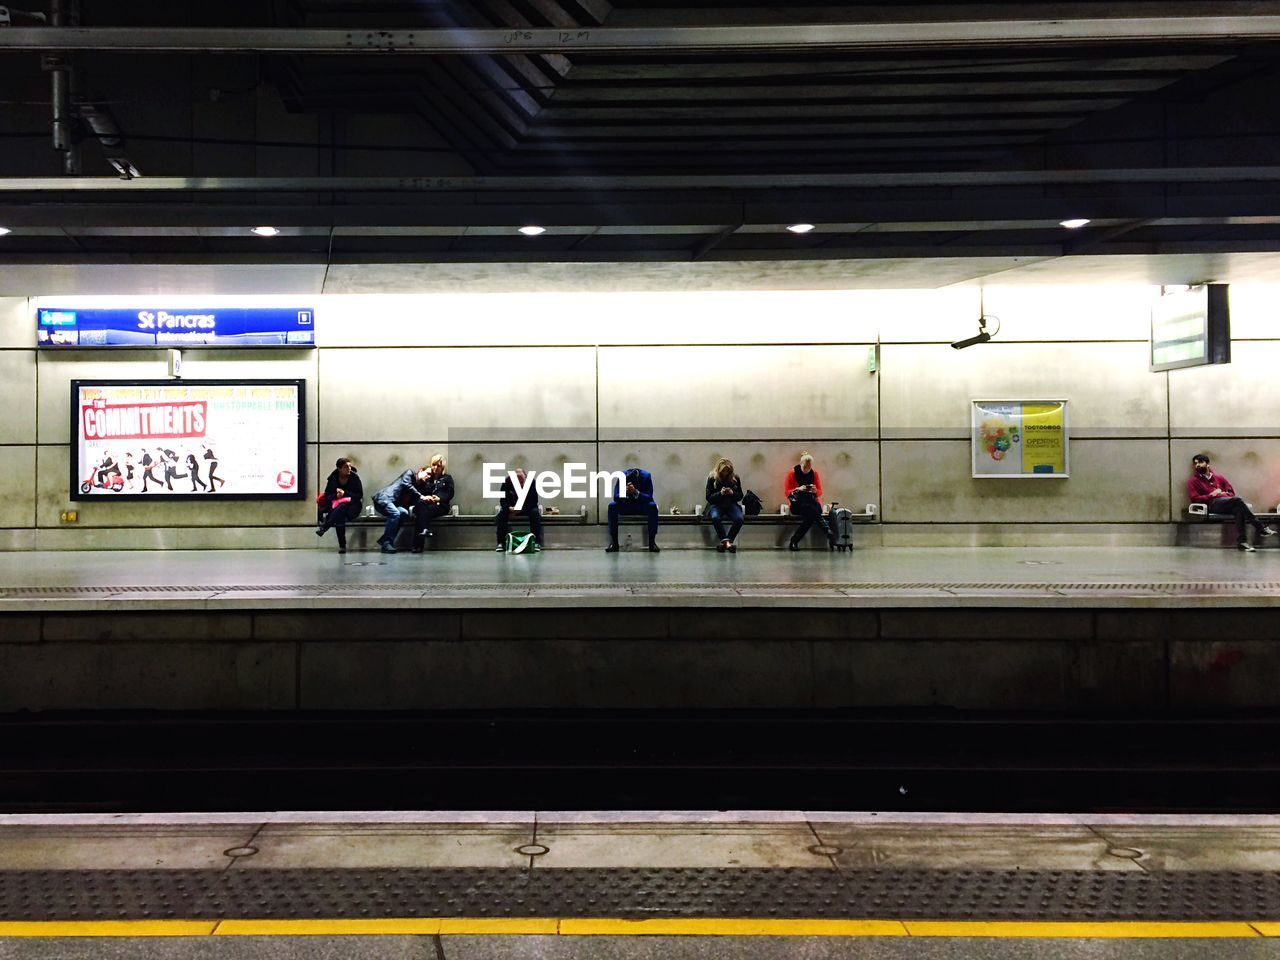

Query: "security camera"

xmin=950 ymin=330 xmax=991 ymax=350
xmin=951 ymin=315 xmax=997 ymax=350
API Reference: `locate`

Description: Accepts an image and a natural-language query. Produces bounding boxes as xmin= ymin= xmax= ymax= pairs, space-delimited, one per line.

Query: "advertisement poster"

xmin=972 ymin=400 xmax=1068 ymax=478
xmin=71 ymin=380 xmax=306 ymax=500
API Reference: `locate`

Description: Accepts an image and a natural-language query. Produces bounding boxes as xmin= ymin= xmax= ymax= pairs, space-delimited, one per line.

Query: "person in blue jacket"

xmin=373 ymin=464 xmax=432 ymax=554
xmin=606 ymin=467 xmax=660 ymax=553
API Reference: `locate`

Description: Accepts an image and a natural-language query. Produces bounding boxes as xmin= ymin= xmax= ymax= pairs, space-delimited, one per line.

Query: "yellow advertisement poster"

xmin=972 ymin=400 xmax=1068 ymax=478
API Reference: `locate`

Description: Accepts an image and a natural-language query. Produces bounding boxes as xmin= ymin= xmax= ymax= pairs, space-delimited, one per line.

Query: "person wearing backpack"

xmin=705 ymin=457 xmax=745 ymax=553
xmin=784 ymin=452 xmax=835 ymax=551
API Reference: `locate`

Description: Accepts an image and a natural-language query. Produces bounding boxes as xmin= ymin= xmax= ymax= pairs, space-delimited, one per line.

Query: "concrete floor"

xmin=1 ymin=547 xmax=1278 ymax=610
xmin=1 ymin=811 xmax=1278 ymax=872
xmin=3 ymin=813 xmax=1279 ymax=958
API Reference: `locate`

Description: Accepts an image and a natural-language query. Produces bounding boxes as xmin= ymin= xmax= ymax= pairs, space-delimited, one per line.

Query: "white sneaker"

xmin=1239 ymin=541 xmax=1257 ymax=552
xmin=1261 ymin=526 xmax=1277 ymax=537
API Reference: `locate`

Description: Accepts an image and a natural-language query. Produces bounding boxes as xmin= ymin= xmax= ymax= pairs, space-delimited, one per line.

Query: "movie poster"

xmin=971 ymin=400 xmax=1068 ymax=478
xmin=71 ymin=380 xmax=305 ymax=500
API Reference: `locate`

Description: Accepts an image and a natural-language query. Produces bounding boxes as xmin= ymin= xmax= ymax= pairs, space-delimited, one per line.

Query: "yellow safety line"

xmin=214 ymin=919 xmax=442 ymax=936
xmin=904 ymin=921 xmax=1262 ymax=939
xmin=0 ymin=918 xmax=1269 ymax=938
xmin=0 ymin=921 xmax=218 ymax=938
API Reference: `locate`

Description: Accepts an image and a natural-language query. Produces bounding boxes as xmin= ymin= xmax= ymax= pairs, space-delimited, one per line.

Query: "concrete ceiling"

xmin=1 ymin=1 xmax=1280 ymax=267
xmin=6 ymin=251 xmax=1280 ymax=296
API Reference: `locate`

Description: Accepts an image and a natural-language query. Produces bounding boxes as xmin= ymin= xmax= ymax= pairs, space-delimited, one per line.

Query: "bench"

xmin=1180 ymin=503 xmax=1280 ymax=548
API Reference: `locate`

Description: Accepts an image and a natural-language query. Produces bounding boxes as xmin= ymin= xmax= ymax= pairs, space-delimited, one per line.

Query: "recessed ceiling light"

xmin=1059 ymin=218 xmax=1090 ymax=229
xmin=518 ymin=225 xmax=546 ymax=236
xmin=251 ymin=226 xmax=280 ymax=237
xmin=786 ymin=223 xmax=816 ymax=234
xmin=0 ymin=227 xmax=11 ymax=237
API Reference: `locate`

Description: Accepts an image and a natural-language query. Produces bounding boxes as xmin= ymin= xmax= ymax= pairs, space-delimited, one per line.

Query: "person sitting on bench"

xmin=410 ymin=454 xmax=454 ymax=553
xmin=784 ymin=451 xmax=835 ymax=551
xmin=606 ymin=467 xmax=660 ymax=553
xmin=705 ymin=457 xmax=745 ymax=553
xmin=1187 ymin=453 xmax=1275 ymax=552
xmin=373 ymin=464 xmax=433 ymax=554
xmin=317 ymin=457 xmax=363 ymax=554
xmin=495 ymin=468 xmax=545 ymax=552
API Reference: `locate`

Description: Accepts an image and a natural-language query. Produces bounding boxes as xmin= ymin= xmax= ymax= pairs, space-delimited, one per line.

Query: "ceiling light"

xmin=1059 ymin=218 xmax=1090 ymax=229
xmin=786 ymin=223 xmax=816 ymax=234
xmin=0 ymin=227 xmax=11 ymax=237
xmin=251 ymin=226 xmax=280 ymax=237
xmin=518 ymin=225 xmax=546 ymax=236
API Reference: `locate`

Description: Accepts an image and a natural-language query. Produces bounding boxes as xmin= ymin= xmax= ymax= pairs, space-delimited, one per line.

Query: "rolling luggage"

xmin=830 ymin=506 xmax=854 ymax=553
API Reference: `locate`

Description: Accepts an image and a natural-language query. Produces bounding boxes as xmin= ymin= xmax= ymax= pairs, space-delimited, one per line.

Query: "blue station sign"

xmin=37 ymin=307 xmax=316 ymax=348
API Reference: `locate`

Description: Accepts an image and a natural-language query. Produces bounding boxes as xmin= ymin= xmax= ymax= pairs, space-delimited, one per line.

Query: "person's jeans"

xmin=321 ymin=501 xmax=361 ymax=548
xmin=374 ymin=495 xmax=411 ymax=546
xmin=708 ymin=503 xmax=744 ymax=543
xmin=790 ymin=499 xmax=832 ymax=544
xmin=496 ymin=506 xmax=544 ymax=546
xmin=1209 ymin=496 xmax=1264 ymax=543
xmin=608 ymin=499 xmax=659 ymax=545
xmin=412 ymin=503 xmax=451 ymax=549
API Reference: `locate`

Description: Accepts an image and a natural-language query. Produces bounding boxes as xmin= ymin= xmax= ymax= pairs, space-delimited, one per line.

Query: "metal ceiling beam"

xmin=4 ymin=167 xmax=1280 ymax=191
xmin=3 ymin=19 xmax=1280 ymax=55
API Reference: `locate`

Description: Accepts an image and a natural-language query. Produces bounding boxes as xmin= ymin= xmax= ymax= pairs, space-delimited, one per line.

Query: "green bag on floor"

xmin=505 ymin=531 xmax=540 ymax=554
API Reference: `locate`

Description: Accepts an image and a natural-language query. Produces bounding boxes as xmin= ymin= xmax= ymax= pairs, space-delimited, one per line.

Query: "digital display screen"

xmin=71 ymin=380 xmax=306 ymax=501
xmin=39 ymin=307 xmax=315 ymax=347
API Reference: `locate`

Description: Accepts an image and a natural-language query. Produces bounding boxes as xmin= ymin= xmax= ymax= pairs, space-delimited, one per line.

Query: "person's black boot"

xmin=605 ymin=542 xmax=620 ymax=553
xmin=788 ymin=538 xmax=800 ymax=551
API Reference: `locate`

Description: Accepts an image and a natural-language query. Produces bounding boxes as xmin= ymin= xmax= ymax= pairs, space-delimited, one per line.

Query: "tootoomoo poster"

xmin=971 ymin=400 xmax=1068 ymax=478
xmin=72 ymin=380 xmax=305 ymax=500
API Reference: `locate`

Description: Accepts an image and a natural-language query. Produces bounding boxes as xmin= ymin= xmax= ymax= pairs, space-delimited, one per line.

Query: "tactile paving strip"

xmin=0 ymin=870 xmax=1278 ymax=921
xmin=4 ymin=581 xmax=1280 ymax=599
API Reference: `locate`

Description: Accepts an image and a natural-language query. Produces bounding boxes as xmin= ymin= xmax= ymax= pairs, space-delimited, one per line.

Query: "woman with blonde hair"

xmin=705 ymin=457 xmax=745 ymax=552
xmin=785 ymin=451 xmax=834 ymax=551
xmin=411 ymin=453 xmax=454 ymax=553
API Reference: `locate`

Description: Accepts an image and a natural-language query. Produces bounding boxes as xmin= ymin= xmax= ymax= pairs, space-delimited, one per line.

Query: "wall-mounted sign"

xmin=1150 ymin=284 xmax=1231 ymax=372
xmin=39 ymin=307 xmax=315 ymax=348
xmin=972 ymin=399 xmax=1068 ymax=478
xmin=71 ymin=380 xmax=306 ymax=501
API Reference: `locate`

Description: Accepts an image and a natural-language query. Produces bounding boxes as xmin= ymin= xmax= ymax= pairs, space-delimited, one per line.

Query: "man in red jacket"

xmin=1187 ymin=453 xmax=1275 ymax=552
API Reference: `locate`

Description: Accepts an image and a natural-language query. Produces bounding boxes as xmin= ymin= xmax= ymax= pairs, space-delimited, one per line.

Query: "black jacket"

xmin=324 ymin=467 xmax=364 ymax=509
xmin=500 ymin=474 xmax=538 ymax=512
xmin=420 ymin=472 xmax=454 ymax=506
xmin=705 ymin=474 xmax=744 ymax=508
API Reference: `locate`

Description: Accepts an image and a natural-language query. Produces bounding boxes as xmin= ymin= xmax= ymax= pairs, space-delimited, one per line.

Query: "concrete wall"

xmin=1 ymin=607 xmax=1273 ymax=712
xmin=3 ymin=284 xmax=1279 ymax=549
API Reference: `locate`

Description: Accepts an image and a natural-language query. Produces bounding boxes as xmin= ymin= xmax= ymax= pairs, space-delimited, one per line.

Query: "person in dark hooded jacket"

xmin=317 ymin=457 xmax=364 ymax=554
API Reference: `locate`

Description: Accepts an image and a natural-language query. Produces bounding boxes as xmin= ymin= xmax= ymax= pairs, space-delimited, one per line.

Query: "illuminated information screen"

xmin=71 ymin=380 xmax=306 ymax=501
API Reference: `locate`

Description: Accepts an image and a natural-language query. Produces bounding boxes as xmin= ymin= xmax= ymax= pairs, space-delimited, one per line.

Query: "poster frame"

xmin=970 ymin=398 xmax=1070 ymax=479
xmin=69 ymin=378 xmax=307 ymax=502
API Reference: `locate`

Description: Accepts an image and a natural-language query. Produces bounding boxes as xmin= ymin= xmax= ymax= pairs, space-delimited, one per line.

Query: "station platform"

xmin=1 ymin=545 xmax=1279 ymax=611
xmin=0 ymin=811 xmax=1279 ymax=958
xmin=1 ymin=547 xmax=1279 ymax=717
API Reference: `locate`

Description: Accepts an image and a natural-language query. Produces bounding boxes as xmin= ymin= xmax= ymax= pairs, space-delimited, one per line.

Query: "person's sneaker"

xmin=379 ymin=542 xmax=397 ymax=554
xmin=1239 ymin=541 xmax=1257 ymax=552
xmin=1261 ymin=526 xmax=1277 ymax=537
xmin=495 ymin=543 xmax=506 ymax=552
xmin=648 ymin=543 xmax=661 ymax=553
xmin=605 ymin=543 xmax=620 ymax=553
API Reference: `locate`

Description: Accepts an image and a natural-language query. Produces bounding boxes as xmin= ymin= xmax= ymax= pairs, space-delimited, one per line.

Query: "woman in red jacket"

xmin=785 ymin=452 xmax=835 ymax=550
